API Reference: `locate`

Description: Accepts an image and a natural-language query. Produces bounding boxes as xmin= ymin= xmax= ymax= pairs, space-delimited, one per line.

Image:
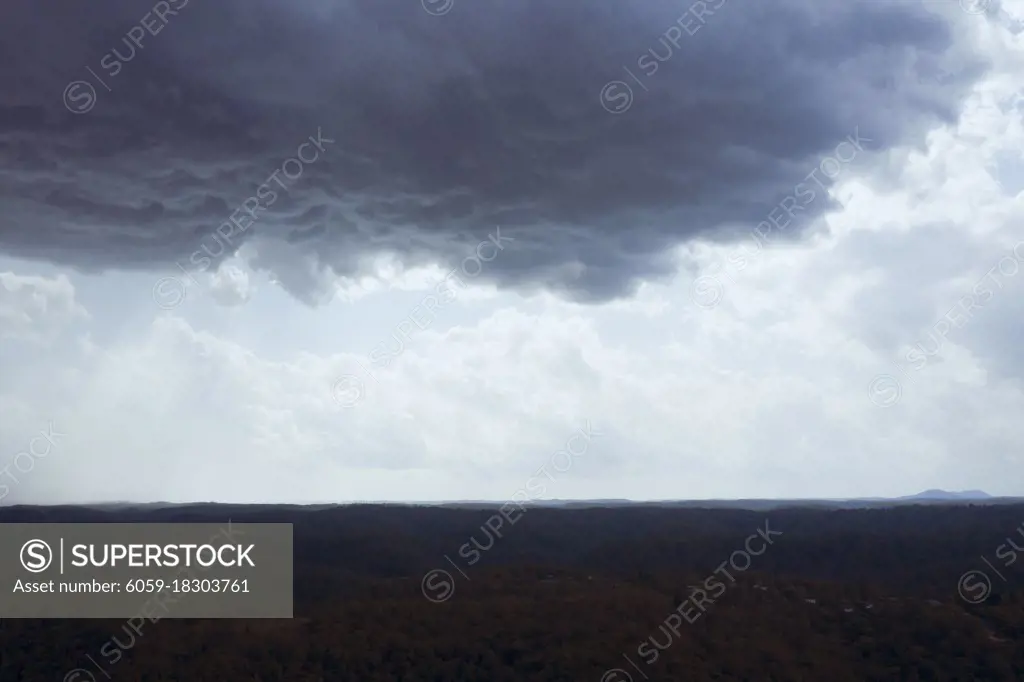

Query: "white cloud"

xmin=207 ymin=264 xmax=254 ymax=307
xmin=0 ymin=272 xmax=89 ymax=343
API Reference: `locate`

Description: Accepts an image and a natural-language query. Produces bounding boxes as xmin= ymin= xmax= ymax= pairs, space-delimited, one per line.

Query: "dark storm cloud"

xmin=0 ymin=0 xmax=988 ymax=303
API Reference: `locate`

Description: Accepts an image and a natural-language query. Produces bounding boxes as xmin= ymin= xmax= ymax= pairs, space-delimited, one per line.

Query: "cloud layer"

xmin=0 ymin=0 xmax=989 ymax=304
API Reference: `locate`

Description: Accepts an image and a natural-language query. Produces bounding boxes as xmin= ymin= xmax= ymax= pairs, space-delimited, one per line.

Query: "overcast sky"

xmin=1 ymin=0 xmax=1023 ymax=503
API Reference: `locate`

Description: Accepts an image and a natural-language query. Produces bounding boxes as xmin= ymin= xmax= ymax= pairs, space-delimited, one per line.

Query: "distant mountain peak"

xmin=905 ymin=489 xmax=992 ymax=500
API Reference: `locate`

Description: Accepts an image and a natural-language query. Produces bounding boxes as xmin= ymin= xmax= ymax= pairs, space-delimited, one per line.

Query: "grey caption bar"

xmin=0 ymin=523 xmax=292 ymax=618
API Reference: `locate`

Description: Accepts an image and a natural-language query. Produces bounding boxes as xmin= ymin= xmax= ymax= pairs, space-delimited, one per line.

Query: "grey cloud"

xmin=0 ymin=0 xmax=991 ymax=303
